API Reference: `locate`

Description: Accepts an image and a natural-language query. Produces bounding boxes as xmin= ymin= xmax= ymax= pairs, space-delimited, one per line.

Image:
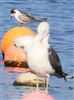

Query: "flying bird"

xmin=10 ymin=8 xmax=47 ymax=24
xmin=14 ymin=21 xmax=73 ymax=93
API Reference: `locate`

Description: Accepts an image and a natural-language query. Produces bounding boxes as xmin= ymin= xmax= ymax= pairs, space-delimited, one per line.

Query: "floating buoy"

xmin=2 ymin=26 xmax=35 ymax=57
xmin=4 ymin=44 xmax=28 ymax=67
xmin=22 ymin=92 xmax=54 ymax=100
xmin=5 ymin=67 xmax=31 ymax=73
xmin=1 ymin=26 xmax=35 ymax=67
xmin=0 ymin=41 xmax=1 ymax=51
xmin=13 ymin=72 xmax=46 ymax=86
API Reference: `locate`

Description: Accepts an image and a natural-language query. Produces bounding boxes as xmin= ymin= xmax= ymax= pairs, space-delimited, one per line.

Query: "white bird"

xmin=14 ymin=21 xmax=73 ymax=93
xmin=10 ymin=8 xmax=47 ymax=24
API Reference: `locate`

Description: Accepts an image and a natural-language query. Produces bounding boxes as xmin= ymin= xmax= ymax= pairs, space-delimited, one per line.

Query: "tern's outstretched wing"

xmin=18 ymin=11 xmax=36 ymax=22
xmin=18 ymin=10 xmax=47 ymax=23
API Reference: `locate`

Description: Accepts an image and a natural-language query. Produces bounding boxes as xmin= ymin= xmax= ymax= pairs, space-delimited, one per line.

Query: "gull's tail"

xmin=63 ymin=72 xmax=74 ymax=81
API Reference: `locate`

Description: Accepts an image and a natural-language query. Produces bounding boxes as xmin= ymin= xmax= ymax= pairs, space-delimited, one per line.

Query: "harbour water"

xmin=0 ymin=0 xmax=74 ymax=100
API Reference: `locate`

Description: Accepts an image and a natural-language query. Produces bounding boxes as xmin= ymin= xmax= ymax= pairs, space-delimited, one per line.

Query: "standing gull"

xmin=14 ymin=22 xmax=73 ymax=93
xmin=10 ymin=8 xmax=47 ymax=24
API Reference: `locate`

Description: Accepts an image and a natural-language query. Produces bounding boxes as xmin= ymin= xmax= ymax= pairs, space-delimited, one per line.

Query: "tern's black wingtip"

xmin=41 ymin=18 xmax=48 ymax=22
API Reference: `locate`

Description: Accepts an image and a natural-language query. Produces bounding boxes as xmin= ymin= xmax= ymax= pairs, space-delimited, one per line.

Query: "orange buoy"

xmin=0 ymin=41 xmax=1 ymax=51
xmin=22 ymin=92 xmax=54 ymax=100
xmin=4 ymin=44 xmax=28 ymax=67
xmin=2 ymin=26 xmax=35 ymax=56
xmin=5 ymin=67 xmax=31 ymax=73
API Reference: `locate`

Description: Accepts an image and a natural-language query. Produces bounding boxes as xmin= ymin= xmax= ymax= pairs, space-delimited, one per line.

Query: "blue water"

xmin=0 ymin=0 xmax=74 ymax=100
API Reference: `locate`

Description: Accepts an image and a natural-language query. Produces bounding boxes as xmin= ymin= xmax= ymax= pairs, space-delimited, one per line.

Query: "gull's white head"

xmin=37 ymin=21 xmax=50 ymax=35
xmin=14 ymin=36 xmax=34 ymax=50
xmin=10 ymin=8 xmax=21 ymax=16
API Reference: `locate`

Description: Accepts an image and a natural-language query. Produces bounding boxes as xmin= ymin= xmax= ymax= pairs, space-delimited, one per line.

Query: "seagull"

xmin=10 ymin=8 xmax=47 ymax=24
xmin=14 ymin=21 xmax=73 ymax=93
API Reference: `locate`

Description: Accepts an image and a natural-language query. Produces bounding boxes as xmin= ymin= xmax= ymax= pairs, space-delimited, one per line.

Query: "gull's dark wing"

xmin=48 ymin=48 xmax=60 ymax=62
xmin=48 ymin=48 xmax=64 ymax=78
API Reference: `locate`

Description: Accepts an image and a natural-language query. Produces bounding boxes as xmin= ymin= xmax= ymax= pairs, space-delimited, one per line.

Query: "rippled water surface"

xmin=0 ymin=0 xmax=74 ymax=100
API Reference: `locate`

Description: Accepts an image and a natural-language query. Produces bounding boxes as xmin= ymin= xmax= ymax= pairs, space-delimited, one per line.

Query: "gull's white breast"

xmin=27 ymin=41 xmax=54 ymax=77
